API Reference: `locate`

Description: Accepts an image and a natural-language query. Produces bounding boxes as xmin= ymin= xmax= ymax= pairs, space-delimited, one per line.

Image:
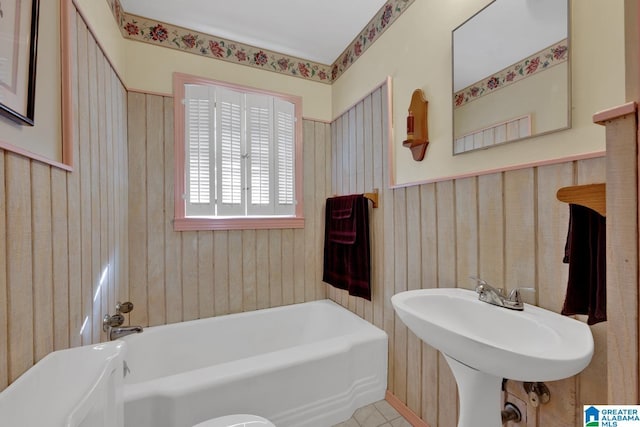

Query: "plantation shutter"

xmin=246 ymin=94 xmax=274 ymax=216
xmin=181 ymin=79 xmax=298 ymax=220
xmin=215 ymin=87 xmax=245 ymax=216
xmin=274 ymin=98 xmax=296 ymax=215
xmin=184 ymin=84 xmax=215 ymax=216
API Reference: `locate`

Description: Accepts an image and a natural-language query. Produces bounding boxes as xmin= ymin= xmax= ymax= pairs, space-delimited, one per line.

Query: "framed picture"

xmin=0 ymin=0 xmax=40 ymax=126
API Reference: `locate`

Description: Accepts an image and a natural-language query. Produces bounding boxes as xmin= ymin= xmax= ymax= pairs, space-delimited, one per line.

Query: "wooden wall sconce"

xmin=403 ymin=89 xmax=429 ymax=161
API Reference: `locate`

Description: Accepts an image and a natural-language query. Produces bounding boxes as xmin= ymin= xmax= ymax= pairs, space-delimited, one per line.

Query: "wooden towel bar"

xmin=363 ymin=189 xmax=379 ymax=208
xmin=332 ymin=189 xmax=379 ymax=208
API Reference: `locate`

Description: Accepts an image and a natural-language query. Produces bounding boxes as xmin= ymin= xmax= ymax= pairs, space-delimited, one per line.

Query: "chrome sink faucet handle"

xmin=504 ymin=288 xmax=524 ymax=310
xmin=506 ymin=287 xmax=536 ymax=307
xmin=469 ymin=276 xmax=503 ymax=295
xmin=507 ymin=288 xmax=522 ymax=302
xmin=470 ymin=276 xmax=505 ymax=307
xmin=470 ymin=276 xmax=525 ymax=311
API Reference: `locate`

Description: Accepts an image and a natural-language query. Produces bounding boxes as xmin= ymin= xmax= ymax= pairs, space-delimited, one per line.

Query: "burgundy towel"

xmin=328 ymin=199 xmax=357 ymax=244
xmin=323 ymin=195 xmax=371 ymax=300
xmin=561 ymin=203 xmax=606 ymax=325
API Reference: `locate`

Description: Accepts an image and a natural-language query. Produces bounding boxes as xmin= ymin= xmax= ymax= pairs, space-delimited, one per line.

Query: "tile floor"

xmin=332 ymin=400 xmax=413 ymax=427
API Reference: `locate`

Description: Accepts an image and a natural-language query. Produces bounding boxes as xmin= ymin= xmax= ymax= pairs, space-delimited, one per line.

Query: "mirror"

xmin=452 ymin=0 xmax=570 ymax=154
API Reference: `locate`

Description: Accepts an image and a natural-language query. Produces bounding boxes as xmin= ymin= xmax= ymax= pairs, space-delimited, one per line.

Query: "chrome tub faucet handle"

xmin=102 ymin=313 xmax=124 ymax=332
xmin=116 ymin=301 xmax=134 ymax=314
xmin=103 ymin=301 xmax=140 ymax=336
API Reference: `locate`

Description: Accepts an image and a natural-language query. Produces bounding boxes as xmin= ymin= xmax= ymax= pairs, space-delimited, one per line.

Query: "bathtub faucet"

xmin=109 ymin=325 xmax=143 ymax=340
xmin=103 ymin=301 xmax=143 ymax=340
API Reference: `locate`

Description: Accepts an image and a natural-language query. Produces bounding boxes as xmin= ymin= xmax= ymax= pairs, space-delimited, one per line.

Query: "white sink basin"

xmin=392 ymin=287 xmax=593 ymax=381
xmin=392 ymin=288 xmax=594 ymax=427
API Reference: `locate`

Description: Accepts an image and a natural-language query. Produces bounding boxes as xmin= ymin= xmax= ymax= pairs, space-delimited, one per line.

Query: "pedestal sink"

xmin=391 ymin=288 xmax=594 ymax=427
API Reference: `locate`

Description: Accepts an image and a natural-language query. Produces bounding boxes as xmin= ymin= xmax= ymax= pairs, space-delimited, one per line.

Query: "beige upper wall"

xmin=332 ymin=0 xmax=625 ymax=185
xmin=6 ymin=0 xmax=623 ymax=176
xmin=0 ymin=0 xmax=124 ymax=166
xmin=123 ymin=40 xmax=332 ymax=121
xmin=0 ymin=0 xmax=62 ymax=163
xmin=74 ymin=0 xmax=332 ymax=121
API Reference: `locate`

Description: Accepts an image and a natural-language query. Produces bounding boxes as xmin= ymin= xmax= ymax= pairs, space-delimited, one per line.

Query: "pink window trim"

xmin=173 ymin=72 xmax=305 ymax=231
xmin=174 ymin=217 xmax=304 ymax=231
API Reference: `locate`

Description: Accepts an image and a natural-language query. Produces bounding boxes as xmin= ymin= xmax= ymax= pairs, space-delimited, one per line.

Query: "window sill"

xmin=173 ymin=216 xmax=305 ymax=231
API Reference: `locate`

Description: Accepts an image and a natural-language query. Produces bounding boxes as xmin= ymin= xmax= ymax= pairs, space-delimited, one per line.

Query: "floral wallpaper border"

xmin=331 ymin=0 xmax=414 ymax=81
xmin=454 ymin=39 xmax=569 ymax=109
xmin=105 ymin=0 xmax=414 ymax=84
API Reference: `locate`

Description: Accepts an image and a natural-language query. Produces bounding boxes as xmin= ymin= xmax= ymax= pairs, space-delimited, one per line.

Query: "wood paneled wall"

xmin=126 ymin=93 xmax=330 ymax=326
xmin=329 ymin=82 xmax=608 ymax=426
xmin=0 ymin=9 xmax=129 ymax=391
xmin=600 ymin=107 xmax=638 ymax=404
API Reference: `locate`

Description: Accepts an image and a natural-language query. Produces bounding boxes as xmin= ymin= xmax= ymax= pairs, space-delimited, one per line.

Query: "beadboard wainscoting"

xmin=0 ymin=8 xmax=129 ymax=390
xmin=126 ymin=93 xmax=331 ymax=326
xmin=328 ymin=82 xmax=607 ymax=426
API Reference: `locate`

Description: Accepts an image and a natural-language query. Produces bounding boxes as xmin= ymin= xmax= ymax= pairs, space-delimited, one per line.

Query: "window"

xmin=173 ymin=73 xmax=304 ymax=230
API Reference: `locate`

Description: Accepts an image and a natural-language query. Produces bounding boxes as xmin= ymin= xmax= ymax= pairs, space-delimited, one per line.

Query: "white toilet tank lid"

xmin=192 ymin=414 xmax=275 ymax=427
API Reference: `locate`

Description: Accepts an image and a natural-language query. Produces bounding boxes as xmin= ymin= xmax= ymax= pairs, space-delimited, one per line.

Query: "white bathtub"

xmin=121 ymin=299 xmax=388 ymax=427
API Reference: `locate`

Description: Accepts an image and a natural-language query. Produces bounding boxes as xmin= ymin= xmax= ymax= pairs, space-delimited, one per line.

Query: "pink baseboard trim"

xmin=593 ymin=102 xmax=637 ymax=125
xmin=385 ymin=390 xmax=431 ymax=427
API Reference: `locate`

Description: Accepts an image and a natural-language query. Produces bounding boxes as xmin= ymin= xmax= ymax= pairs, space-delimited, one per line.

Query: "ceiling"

xmin=119 ymin=0 xmax=388 ymax=65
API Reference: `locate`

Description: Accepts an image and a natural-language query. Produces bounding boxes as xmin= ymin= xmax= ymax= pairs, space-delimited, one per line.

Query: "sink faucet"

xmin=470 ymin=276 xmax=524 ymax=311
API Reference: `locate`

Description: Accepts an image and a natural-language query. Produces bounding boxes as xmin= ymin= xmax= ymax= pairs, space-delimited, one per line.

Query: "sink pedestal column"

xmin=444 ymin=355 xmax=503 ymax=427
